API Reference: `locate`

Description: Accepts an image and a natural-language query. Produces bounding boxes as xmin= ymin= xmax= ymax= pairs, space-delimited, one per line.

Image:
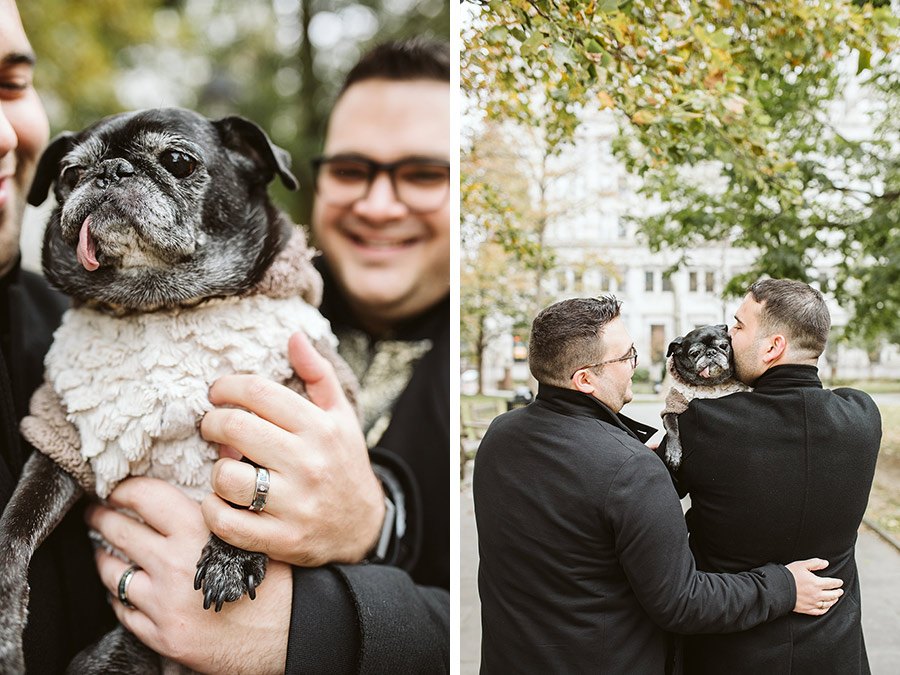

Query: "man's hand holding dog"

xmin=88 ymin=479 xmax=292 ymax=674
xmin=200 ymin=330 xmax=386 ymax=566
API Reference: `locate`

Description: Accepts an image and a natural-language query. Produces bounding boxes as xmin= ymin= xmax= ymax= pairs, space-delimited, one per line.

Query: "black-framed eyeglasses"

xmin=571 ymin=346 xmax=638 ymax=379
xmin=311 ymin=154 xmax=450 ymax=214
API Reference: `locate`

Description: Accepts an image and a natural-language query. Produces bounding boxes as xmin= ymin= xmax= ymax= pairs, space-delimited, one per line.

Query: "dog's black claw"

xmin=195 ymin=534 xmax=268 ymax=610
xmin=194 ymin=565 xmax=205 ymax=591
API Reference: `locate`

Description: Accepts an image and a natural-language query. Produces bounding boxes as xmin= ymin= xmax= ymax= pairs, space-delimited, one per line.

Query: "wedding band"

xmin=249 ymin=466 xmax=271 ymax=512
xmin=118 ymin=564 xmax=140 ymax=610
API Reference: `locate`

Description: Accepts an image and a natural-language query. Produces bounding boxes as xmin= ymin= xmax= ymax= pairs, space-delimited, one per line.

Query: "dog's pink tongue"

xmin=77 ymin=215 xmax=100 ymax=271
xmin=699 ymin=367 xmax=711 ymax=379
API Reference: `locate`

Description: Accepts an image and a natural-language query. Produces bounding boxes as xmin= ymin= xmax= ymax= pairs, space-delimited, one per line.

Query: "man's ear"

xmin=762 ymin=334 xmax=787 ymax=364
xmin=571 ymin=368 xmax=595 ymax=394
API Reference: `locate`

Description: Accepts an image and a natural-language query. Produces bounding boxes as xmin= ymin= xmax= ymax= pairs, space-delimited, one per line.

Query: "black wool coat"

xmin=284 ymin=260 xmax=449 ymax=674
xmin=666 ymin=364 xmax=881 ymax=675
xmin=1 ymin=265 xmax=116 ymax=674
xmin=474 ymin=384 xmax=797 ymax=675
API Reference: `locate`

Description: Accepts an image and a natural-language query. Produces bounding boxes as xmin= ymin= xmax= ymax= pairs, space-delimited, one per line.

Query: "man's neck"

xmin=764 ymin=356 xmax=819 ymax=371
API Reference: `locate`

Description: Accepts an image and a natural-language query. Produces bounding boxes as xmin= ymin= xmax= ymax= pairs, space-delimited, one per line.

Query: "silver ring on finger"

xmin=248 ymin=466 xmax=271 ymax=512
xmin=118 ymin=564 xmax=140 ymax=610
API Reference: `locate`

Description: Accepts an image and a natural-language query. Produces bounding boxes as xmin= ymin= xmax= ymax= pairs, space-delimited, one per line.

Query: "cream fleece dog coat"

xmin=21 ymin=229 xmax=356 ymax=500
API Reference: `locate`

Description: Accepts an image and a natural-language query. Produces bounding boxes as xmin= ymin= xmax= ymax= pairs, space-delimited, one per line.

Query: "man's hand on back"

xmin=787 ymin=558 xmax=844 ymax=616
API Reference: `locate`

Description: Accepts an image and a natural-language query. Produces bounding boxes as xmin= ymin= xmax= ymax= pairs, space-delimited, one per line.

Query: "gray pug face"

xmin=28 ymin=107 xmax=298 ymax=313
xmin=667 ymin=324 xmax=735 ymax=387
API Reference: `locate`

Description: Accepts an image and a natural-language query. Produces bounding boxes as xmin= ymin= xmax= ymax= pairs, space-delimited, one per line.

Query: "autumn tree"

xmin=463 ymin=0 xmax=898 ymax=341
xmin=461 ymin=122 xmax=546 ymax=392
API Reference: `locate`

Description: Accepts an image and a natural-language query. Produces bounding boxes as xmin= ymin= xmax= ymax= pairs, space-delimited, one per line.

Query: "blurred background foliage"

xmin=462 ymin=0 xmax=899 ymax=353
xmin=20 ymin=0 xmax=450 ymax=225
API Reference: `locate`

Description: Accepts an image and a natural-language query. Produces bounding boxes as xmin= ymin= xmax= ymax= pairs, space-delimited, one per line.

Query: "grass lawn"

xmin=831 ymin=380 xmax=900 ymax=395
xmin=865 ymin=403 xmax=900 ymax=537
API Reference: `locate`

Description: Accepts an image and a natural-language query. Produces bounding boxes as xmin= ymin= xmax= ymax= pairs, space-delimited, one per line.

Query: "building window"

xmin=600 ymin=274 xmax=611 ymax=292
xmin=689 ymin=271 xmax=698 ymax=292
xmin=645 ymin=271 xmax=654 ymax=292
xmin=574 ymin=270 xmax=583 ymax=292
xmin=662 ymin=272 xmax=673 ymax=292
xmin=706 ymin=271 xmax=715 ymax=293
xmin=557 ymin=270 xmax=568 ymax=292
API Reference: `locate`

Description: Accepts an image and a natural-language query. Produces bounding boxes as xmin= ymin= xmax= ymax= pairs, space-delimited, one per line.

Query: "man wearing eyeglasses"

xmin=215 ymin=37 xmax=451 ymax=669
xmin=474 ymin=296 xmax=844 ymax=674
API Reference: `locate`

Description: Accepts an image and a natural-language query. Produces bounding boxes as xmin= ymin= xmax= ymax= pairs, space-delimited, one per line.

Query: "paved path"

xmin=460 ymin=394 xmax=900 ymax=674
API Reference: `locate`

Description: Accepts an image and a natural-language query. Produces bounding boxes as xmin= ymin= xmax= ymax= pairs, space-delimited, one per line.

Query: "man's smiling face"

xmin=312 ymin=78 xmax=450 ymax=333
xmin=0 ymin=0 xmax=49 ymax=277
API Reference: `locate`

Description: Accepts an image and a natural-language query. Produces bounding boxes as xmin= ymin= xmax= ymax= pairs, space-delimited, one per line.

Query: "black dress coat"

xmin=666 ymin=365 xmax=881 ymax=675
xmin=474 ymin=384 xmax=797 ymax=675
xmin=284 ymin=260 xmax=449 ymax=673
xmin=0 ymin=265 xmax=115 ymax=674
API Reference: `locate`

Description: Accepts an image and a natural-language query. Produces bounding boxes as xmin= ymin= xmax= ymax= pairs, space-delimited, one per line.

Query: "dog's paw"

xmin=664 ymin=438 xmax=683 ymax=471
xmin=194 ymin=535 xmax=267 ymax=612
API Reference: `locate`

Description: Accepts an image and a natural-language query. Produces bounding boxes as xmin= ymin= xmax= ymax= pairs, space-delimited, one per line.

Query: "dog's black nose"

xmin=95 ymin=158 xmax=135 ymax=188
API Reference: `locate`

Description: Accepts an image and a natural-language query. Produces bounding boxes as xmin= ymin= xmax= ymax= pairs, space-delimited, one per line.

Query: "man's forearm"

xmin=287 ymin=565 xmax=449 ymax=674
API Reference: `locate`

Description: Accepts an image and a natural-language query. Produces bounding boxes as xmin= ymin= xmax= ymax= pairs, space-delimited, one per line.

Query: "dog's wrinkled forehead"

xmin=685 ymin=325 xmax=730 ymax=348
xmin=66 ymin=110 xmax=213 ymax=165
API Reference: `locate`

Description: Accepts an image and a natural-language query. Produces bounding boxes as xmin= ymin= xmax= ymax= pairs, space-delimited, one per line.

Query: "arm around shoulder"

xmin=606 ymin=449 xmax=794 ymax=634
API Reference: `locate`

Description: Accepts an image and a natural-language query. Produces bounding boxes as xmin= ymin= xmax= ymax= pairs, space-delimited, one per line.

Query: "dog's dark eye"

xmin=159 ymin=150 xmax=197 ymax=178
xmin=60 ymin=165 xmax=83 ymax=191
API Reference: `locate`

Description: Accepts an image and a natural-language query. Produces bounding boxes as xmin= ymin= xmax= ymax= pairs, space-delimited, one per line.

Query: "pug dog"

xmin=660 ymin=324 xmax=749 ymax=471
xmin=0 ymin=108 xmax=358 ymax=673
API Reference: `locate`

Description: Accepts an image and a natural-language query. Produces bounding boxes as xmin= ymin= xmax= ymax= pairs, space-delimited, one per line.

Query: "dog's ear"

xmin=715 ymin=324 xmax=728 ymax=333
xmin=213 ymin=116 xmax=299 ymax=191
xmin=27 ymin=132 xmax=78 ymax=206
xmin=666 ymin=337 xmax=684 ymax=357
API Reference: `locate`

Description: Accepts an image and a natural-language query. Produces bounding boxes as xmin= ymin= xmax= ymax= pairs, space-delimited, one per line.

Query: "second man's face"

xmin=589 ymin=317 xmax=635 ymax=413
xmin=730 ymin=295 xmax=767 ymax=385
xmin=312 ymin=78 xmax=451 ymax=331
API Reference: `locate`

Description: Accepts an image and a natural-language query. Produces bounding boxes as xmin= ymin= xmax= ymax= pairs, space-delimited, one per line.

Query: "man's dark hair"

xmin=528 ymin=296 xmax=623 ymax=387
xmin=338 ymin=37 xmax=450 ymax=97
xmin=747 ymin=278 xmax=831 ymax=358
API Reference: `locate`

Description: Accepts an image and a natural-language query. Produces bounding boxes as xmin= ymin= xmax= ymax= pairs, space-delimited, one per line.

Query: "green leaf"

xmin=857 ymin=48 xmax=872 ymax=74
xmin=709 ymin=30 xmax=730 ymax=49
xmin=584 ymin=37 xmax=605 ymax=53
xmin=521 ymin=31 xmax=545 ymax=54
xmin=598 ymin=0 xmax=620 ymax=12
xmin=484 ymin=26 xmax=509 ymax=45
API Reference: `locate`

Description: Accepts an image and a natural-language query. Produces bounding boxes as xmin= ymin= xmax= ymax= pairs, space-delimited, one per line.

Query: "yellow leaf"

xmin=632 ymin=109 xmax=657 ymax=125
xmin=598 ymin=91 xmax=616 ymax=109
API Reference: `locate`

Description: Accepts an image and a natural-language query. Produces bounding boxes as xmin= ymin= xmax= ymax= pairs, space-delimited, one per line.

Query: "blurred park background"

xmin=19 ymin=0 xmax=449 ymax=227
xmin=461 ymin=2 xmax=900 ymax=669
